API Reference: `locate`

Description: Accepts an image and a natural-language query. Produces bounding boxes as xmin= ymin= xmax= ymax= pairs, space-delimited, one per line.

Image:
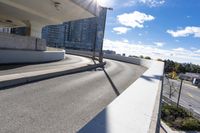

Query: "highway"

xmin=163 ymin=77 xmax=200 ymax=115
xmin=0 ymin=55 xmax=146 ymax=133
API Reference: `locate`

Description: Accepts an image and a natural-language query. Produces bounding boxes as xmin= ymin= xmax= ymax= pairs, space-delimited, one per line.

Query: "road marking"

xmin=187 ymin=92 xmax=194 ymax=98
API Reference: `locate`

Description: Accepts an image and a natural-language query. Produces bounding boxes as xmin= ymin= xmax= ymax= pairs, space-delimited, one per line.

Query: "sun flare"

xmin=96 ymin=0 xmax=112 ymax=7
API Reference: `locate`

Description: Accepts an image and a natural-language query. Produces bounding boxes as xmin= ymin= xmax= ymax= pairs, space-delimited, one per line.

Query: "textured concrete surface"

xmin=0 ymin=32 xmax=46 ymax=51
xmin=0 ymin=58 xmax=146 ymax=133
xmin=0 ymin=49 xmax=65 ymax=64
xmin=0 ymin=54 xmax=92 ymax=75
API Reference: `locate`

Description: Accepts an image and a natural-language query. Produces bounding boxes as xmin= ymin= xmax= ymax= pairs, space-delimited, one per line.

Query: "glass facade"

xmin=42 ymin=7 xmax=107 ymax=51
xmin=42 ymin=17 xmax=98 ymax=51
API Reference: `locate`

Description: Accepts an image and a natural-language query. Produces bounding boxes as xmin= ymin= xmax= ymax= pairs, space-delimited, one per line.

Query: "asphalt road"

xmin=163 ymin=77 xmax=200 ymax=115
xmin=0 ymin=55 xmax=146 ymax=133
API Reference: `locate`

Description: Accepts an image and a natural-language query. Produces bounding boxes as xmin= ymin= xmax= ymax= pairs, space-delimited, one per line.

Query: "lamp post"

xmin=177 ymin=77 xmax=184 ymax=108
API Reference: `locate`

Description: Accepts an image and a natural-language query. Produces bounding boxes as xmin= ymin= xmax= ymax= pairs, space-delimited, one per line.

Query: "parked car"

xmin=192 ymin=78 xmax=200 ymax=88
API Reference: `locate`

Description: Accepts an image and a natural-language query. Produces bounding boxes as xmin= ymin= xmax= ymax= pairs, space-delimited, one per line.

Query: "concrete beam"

xmin=0 ymin=0 xmax=99 ymax=37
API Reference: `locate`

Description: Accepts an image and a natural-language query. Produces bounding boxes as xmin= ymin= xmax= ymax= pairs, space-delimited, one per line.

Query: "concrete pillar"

xmin=22 ymin=20 xmax=43 ymax=38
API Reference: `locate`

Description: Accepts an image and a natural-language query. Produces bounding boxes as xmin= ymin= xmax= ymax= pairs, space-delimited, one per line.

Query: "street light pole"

xmin=177 ymin=79 xmax=183 ymax=108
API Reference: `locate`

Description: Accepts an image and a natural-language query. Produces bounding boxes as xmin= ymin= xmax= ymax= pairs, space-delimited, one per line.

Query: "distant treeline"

xmin=164 ymin=59 xmax=200 ymax=74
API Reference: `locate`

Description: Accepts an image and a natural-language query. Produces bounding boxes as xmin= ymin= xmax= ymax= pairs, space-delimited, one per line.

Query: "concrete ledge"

xmin=66 ymin=50 xmax=164 ymax=133
xmin=0 ymin=62 xmax=106 ymax=89
xmin=0 ymin=32 xmax=46 ymax=51
xmin=0 ymin=49 xmax=65 ymax=64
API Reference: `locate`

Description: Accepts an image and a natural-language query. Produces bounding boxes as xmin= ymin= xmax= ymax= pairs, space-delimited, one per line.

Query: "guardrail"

xmin=66 ymin=50 xmax=164 ymax=133
xmin=0 ymin=49 xmax=65 ymax=64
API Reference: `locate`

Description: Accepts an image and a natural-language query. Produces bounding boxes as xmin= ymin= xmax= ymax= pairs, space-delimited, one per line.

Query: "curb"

xmin=0 ymin=62 xmax=106 ymax=89
xmin=161 ymin=121 xmax=180 ymax=133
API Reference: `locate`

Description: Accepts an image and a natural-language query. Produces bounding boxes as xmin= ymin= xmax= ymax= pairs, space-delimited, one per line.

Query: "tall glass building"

xmin=42 ymin=17 xmax=98 ymax=51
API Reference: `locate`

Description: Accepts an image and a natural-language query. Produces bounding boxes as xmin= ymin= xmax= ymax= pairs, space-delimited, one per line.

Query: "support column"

xmin=95 ymin=7 xmax=107 ymax=63
xmin=23 ymin=20 xmax=43 ymax=38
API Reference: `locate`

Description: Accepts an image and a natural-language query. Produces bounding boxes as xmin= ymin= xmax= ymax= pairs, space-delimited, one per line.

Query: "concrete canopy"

xmin=0 ymin=0 xmax=100 ymax=37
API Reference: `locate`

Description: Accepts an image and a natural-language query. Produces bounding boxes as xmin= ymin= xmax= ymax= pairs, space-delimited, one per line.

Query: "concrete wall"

xmin=65 ymin=50 xmax=164 ymax=133
xmin=0 ymin=49 xmax=65 ymax=64
xmin=0 ymin=32 xmax=46 ymax=51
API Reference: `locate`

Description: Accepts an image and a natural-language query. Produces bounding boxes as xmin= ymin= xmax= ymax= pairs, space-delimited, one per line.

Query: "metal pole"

xmin=177 ymin=79 xmax=183 ymax=108
xmin=99 ymin=8 xmax=107 ymax=63
xmin=92 ymin=19 xmax=97 ymax=60
xmin=169 ymin=85 xmax=172 ymax=98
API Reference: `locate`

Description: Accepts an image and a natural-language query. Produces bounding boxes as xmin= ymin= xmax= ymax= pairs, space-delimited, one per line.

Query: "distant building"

xmin=0 ymin=27 xmax=11 ymax=33
xmin=103 ymin=50 xmax=116 ymax=55
xmin=42 ymin=17 xmax=98 ymax=51
xmin=42 ymin=24 xmax=65 ymax=48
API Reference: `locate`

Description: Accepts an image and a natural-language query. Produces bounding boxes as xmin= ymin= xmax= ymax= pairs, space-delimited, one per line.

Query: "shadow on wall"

xmin=140 ymin=75 xmax=162 ymax=82
xmin=78 ymin=109 xmax=108 ymax=133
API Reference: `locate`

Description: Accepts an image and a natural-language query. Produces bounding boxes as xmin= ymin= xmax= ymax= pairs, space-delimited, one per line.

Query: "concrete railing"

xmin=0 ymin=49 xmax=65 ymax=64
xmin=0 ymin=32 xmax=46 ymax=51
xmin=66 ymin=50 xmax=164 ymax=133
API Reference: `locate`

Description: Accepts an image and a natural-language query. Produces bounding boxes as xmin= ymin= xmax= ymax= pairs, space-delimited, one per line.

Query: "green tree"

xmin=145 ymin=56 xmax=151 ymax=60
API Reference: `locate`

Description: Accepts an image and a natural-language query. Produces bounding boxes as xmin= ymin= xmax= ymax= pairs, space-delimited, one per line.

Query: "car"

xmin=198 ymin=83 xmax=200 ymax=88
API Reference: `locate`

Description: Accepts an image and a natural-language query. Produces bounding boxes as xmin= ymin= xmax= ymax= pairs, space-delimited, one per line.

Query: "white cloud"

xmin=167 ymin=26 xmax=200 ymax=38
xmin=123 ymin=0 xmax=165 ymax=7
xmin=154 ymin=42 xmax=165 ymax=47
xmin=113 ymin=27 xmax=131 ymax=34
xmin=117 ymin=11 xmax=155 ymax=29
xmin=97 ymin=0 xmax=115 ymax=7
xmin=122 ymin=39 xmax=129 ymax=43
xmin=175 ymin=39 xmax=180 ymax=42
xmin=195 ymin=49 xmax=200 ymax=53
xmin=123 ymin=0 xmax=136 ymax=7
xmin=172 ymin=47 xmax=187 ymax=52
xmin=103 ymin=39 xmax=200 ymax=64
xmin=191 ymin=47 xmax=197 ymax=50
xmin=140 ymin=0 xmax=165 ymax=7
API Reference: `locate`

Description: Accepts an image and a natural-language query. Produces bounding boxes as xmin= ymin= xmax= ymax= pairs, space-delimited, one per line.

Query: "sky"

xmin=98 ymin=0 xmax=200 ymax=65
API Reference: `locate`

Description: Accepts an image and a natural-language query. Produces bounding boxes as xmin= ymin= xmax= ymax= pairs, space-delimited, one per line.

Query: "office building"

xmin=42 ymin=17 xmax=98 ymax=51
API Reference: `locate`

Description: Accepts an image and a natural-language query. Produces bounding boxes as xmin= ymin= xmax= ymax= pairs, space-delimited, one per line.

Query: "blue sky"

xmin=99 ymin=0 xmax=200 ymax=64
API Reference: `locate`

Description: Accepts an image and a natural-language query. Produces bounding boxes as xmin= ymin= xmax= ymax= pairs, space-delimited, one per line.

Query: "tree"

xmin=164 ymin=59 xmax=200 ymax=74
xmin=145 ymin=56 xmax=151 ymax=60
xmin=157 ymin=59 xmax=163 ymax=62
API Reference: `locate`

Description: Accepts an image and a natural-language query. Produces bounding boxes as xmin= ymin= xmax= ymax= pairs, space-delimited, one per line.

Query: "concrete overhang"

xmin=0 ymin=0 xmax=100 ymax=37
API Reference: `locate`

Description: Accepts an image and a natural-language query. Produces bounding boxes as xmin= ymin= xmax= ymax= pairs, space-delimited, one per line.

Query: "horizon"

xmin=100 ymin=0 xmax=200 ymax=65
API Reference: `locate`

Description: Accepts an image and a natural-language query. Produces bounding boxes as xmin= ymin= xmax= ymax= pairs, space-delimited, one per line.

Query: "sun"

xmin=96 ymin=0 xmax=112 ymax=7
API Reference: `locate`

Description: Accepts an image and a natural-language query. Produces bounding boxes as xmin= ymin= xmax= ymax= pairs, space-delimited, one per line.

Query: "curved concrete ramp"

xmin=0 ymin=49 xmax=65 ymax=64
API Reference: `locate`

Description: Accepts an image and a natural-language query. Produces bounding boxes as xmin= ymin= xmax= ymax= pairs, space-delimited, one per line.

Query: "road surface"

xmin=163 ymin=77 xmax=200 ymax=115
xmin=0 ymin=55 xmax=146 ymax=133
